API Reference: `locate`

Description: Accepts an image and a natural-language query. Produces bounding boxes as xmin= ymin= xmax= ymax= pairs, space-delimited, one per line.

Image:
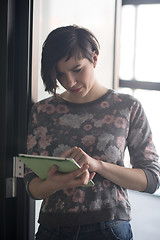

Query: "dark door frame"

xmin=0 ymin=0 xmax=35 ymax=239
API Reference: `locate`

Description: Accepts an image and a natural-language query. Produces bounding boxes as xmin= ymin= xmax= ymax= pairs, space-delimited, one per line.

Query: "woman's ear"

xmin=92 ymin=51 xmax=98 ymax=68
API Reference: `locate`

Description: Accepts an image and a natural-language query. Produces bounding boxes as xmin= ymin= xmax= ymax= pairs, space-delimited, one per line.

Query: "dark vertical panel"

xmin=0 ymin=0 xmax=35 ymax=239
xmin=0 ymin=0 xmax=17 ymax=237
xmin=14 ymin=0 xmax=35 ymax=238
xmin=0 ymin=0 xmax=8 ymax=238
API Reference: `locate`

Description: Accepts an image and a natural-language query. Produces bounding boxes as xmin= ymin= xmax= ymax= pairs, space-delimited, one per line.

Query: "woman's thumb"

xmin=47 ymin=165 xmax=58 ymax=177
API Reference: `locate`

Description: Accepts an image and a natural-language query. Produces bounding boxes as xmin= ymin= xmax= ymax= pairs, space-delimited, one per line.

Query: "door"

xmin=0 ymin=0 xmax=35 ymax=239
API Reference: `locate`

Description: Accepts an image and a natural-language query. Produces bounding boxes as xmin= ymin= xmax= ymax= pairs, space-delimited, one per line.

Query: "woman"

xmin=25 ymin=25 xmax=160 ymax=240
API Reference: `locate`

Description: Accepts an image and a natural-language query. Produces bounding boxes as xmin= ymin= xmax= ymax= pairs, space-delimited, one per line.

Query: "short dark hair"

xmin=41 ymin=25 xmax=100 ymax=94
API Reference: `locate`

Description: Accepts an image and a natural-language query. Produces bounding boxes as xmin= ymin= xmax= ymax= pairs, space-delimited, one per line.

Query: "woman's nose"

xmin=67 ymin=74 xmax=77 ymax=87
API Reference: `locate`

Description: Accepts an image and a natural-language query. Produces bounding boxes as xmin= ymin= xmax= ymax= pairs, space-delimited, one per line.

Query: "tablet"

xmin=19 ymin=154 xmax=94 ymax=187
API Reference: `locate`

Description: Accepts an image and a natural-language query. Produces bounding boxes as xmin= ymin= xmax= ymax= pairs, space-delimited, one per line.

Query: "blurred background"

xmin=1 ymin=0 xmax=160 ymax=239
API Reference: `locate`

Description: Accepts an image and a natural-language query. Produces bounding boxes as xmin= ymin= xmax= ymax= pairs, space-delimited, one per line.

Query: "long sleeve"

xmin=127 ymin=100 xmax=160 ymax=193
xmin=24 ymin=104 xmax=40 ymax=199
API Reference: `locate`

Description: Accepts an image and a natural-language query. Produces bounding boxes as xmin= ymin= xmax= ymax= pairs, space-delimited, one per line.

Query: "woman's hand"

xmin=60 ymin=147 xmax=148 ymax=192
xmin=47 ymin=163 xmax=95 ymax=191
xmin=28 ymin=163 xmax=95 ymax=199
xmin=60 ymin=146 xmax=99 ymax=172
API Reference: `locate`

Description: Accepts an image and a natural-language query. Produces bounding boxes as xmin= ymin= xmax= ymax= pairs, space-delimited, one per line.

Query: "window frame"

xmin=122 ymin=0 xmax=160 ymax=5
xmin=119 ymin=0 xmax=160 ymax=91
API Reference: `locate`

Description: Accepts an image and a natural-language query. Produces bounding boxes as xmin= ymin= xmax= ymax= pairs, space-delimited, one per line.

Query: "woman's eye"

xmin=73 ymin=68 xmax=81 ymax=73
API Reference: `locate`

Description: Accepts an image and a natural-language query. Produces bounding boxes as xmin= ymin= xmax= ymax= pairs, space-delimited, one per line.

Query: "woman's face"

xmin=56 ymin=53 xmax=98 ymax=103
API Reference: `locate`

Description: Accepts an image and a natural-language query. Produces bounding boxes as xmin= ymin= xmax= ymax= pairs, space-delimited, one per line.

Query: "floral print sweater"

xmin=25 ymin=89 xmax=160 ymax=228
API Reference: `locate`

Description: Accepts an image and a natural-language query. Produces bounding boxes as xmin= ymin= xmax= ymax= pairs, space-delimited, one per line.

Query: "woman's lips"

xmin=70 ymin=87 xmax=82 ymax=93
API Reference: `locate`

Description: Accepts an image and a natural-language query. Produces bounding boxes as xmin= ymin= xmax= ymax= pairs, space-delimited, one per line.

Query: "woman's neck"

xmin=60 ymin=82 xmax=108 ymax=104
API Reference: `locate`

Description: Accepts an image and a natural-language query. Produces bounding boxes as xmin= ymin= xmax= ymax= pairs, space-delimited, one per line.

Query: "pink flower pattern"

xmin=72 ymin=189 xmax=85 ymax=203
xmin=103 ymin=179 xmax=111 ymax=188
xmin=100 ymin=101 xmax=110 ymax=108
xmin=38 ymin=103 xmax=55 ymax=114
xmin=103 ymin=115 xmax=115 ymax=124
xmin=117 ymin=136 xmax=126 ymax=152
xmin=144 ymin=145 xmax=156 ymax=160
xmin=39 ymin=135 xmax=52 ymax=149
xmin=83 ymin=124 xmax=92 ymax=131
xmin=56 ymin=104 xmax=69 ymax=114
xmin=25 ymin=89 xmax=159 ymax=217
xmin=114 ymin=117 xmax=127 ymax=129
xmin=36 ymin=126 xmax=47 ymax=137
xmin=63 ymin=188 xmax=76 ymax=197
xmin=27 ymin=134 xmax=36 ymax=150
xmin=81 ymin=135 xmax=96 ymax=146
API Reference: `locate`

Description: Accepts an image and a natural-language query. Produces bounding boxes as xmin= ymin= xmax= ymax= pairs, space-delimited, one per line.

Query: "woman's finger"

xmin=89 ymin=172 xmax=96 ymax=181
xmin=60 ymin=146 xmax=81 ymax=159
xmin=47 ymin=165 xmax=58 ymax=177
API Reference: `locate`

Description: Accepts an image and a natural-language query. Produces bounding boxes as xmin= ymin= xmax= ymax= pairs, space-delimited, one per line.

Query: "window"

xmin=120 ymin=3 xmax=160 ymax=87
xmin=119 ymin=0 xmax=160 ymax=193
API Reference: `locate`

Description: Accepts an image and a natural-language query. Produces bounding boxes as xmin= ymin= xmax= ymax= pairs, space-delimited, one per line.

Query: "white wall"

xmin=32 ymin=0 xmax=117 ymax=102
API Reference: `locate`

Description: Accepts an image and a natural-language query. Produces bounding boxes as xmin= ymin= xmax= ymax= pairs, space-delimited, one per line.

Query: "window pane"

xmin=135 ymin=5 xmax=160 ymax=82
xmin=119 ymin=5 xmax=136 ymax=80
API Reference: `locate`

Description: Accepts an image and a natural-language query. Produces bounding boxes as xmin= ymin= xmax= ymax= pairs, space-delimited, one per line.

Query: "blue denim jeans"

xmin=35 ymin=220 xmax=133 ymax=240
